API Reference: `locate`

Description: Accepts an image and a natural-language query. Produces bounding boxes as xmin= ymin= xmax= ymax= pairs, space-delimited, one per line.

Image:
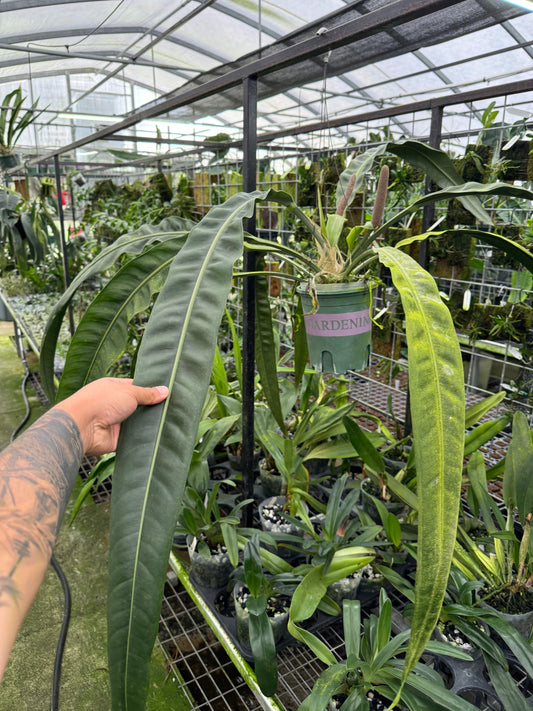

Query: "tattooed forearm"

xmin=0 ymin=409 xmax=83 ymax=607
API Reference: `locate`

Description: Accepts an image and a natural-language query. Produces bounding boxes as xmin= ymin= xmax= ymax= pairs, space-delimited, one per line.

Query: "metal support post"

xmin=53 ymin=155 xmax=75 ymax=335
xmin=242 ymin=75 xmax=258 ymax=527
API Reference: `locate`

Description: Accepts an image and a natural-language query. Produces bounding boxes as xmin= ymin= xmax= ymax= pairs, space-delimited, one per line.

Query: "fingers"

xmin=131 ymin=384 xmax=169 ymax=406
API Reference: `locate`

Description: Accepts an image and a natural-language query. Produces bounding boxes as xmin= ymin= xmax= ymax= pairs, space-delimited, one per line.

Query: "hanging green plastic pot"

xmin=299 ymin=282 xmax=371 ymax=374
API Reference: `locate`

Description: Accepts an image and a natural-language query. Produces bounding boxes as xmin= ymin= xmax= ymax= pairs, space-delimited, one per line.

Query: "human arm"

xmin=0 ymin=378 xmax=168 ymax=679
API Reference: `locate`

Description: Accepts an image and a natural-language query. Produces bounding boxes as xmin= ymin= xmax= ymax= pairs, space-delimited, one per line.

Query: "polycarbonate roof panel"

xmin=0 ymin=0 xmax=532 ymax=156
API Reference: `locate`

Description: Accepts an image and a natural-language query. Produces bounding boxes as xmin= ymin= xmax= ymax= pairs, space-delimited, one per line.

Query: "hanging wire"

xmin=26 ymin=0 xmax=127 ymax=50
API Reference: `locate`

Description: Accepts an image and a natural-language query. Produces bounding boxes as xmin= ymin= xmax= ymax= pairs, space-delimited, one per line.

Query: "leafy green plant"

xmin=298 ymin=589 xmax=479 ymax=711
xmin=0 ymin=85 xmax=44 ymax=156
xmin=454 ymin=410 xmax=533 ymax=614
xmin=231 ymin=534 xmax=298 ymax=696
xmin=176 ymin=478 xmax=252 ymax=567
xmin=37 ymin=141 xmax=533 ymax=709
xmin=280 ymin=472 xmax=382 ymax=568
xmin=254 ymin=373 xmax=366 ymax=515
xmin=379 ymin=564 xmax=533 ymax=711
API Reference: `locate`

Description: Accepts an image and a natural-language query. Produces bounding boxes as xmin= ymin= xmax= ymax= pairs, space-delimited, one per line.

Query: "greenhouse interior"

xmin=1 ymin=0 xmax=533 ymax=709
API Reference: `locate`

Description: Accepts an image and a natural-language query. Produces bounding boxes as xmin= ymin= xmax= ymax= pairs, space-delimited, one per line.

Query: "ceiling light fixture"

xmin=56 ymin=112 xmax=123 ymax=123
xmin=500 ymin=0 xmax=533 ymax=11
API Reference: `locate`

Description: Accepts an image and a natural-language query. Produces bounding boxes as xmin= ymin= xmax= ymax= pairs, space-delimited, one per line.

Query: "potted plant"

xmin=230 ymin=534 xmax=298 ymax=697
xmin=298 ymin=590 xmax=481 ymax=711
xmin=175 ymin=477 xmax=253 ymax=588
xmin=453 ymin=410 xmax=533 ymax=638
xmin=254 ymin=372 xmax=367 ymax=505
xmin=280 ymin=472 xmax=382 ymax=605
xmin=0 ymin=86 xmax=44 ymax=171
xmin=379 ymin=563 xmax=533 ymax=711
xmin=38 ymin=140 xmax=533 ymax=709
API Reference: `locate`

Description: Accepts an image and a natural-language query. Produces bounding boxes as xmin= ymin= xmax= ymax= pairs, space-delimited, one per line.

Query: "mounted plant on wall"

xmin=0 ymin=86 xmax=44 ymax=171
xmin=39 ymin=140 xmax=533 ymax=710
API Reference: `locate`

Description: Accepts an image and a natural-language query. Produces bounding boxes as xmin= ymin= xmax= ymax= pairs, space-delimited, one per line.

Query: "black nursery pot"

xmin=233 ymin=583 xmax=290 ymax=649
xmin=258 ymin=458 xmax=284 ymax=498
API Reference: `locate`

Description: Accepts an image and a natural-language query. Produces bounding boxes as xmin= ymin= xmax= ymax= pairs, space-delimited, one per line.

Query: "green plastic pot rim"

xmin=297 ymin=280 xmax=368 ymax=296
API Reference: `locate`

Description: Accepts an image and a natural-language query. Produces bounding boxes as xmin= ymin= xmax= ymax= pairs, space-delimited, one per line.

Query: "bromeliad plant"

xmin=37 ymin=140 xmax=533 ymax=710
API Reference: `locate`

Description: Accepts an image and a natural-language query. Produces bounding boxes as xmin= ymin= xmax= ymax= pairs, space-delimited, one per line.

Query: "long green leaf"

xmin=387 ymin=139 xmax=490 ymax=223
xmin=254 ymin=260 xmax=285 ymax=431
xmin=56 ymin=238 xmax=182 ymax=400
xmin=39 ymin=217 xmax=190 ymax=401
xmin=464 ymin=391 xmax=506 ymax=429
xmin=483 ymin=653 xmax=531 ymax=711
xmin=504 ymin=410 xmax=533 ymax=523
xmin=376 ymin=245 xmax=465 ymax=695
xmin=107 ymin=192 xmax=265 ymax=710
xmin=248 ymin=609 xmax=278 ymax=697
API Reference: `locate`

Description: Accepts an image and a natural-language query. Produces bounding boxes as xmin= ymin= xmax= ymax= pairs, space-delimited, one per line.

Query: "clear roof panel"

xmin=0 ymin=0 xmax=532 ymax=162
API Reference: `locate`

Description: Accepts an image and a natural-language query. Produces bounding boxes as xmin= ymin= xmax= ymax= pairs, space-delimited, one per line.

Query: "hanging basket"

xmin=299 ymin=282 xmax=372 ymax=374
xmin=0 ymin=153 xmax=21 ymax=171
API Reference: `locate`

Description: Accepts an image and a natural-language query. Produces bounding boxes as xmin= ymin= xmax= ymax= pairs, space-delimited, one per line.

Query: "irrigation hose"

xmin=9 ymin=327 xmax=71 ymax=711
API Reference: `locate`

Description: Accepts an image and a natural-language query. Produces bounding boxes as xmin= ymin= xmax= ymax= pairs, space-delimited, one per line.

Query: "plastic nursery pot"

xmin=258 ymin=496 xmax=305 ymax=536
xmin=326 ymin=569 xmax=363 ymax=606
xmin=480 ymin=589 xmax=533 ymax=641
xmin=187 ymin=539 xmax=234 ymax=589
xmin=0 ymin=153 xmax=21 ymax=171
xmin=233 ymin=583 xmax=290 ymax=649
xmin=298 ymin=281 xmax=371 ymax=374
xmin=258 ymin=458 xmax=284 ymax=498
xmin=226 ymin=446 xmax=260 ymax=474
xmin=432 ymin=653 xmax=504 ymax=710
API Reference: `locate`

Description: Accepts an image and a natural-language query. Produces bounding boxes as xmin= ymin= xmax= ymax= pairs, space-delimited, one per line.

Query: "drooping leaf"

xmin=107 ymin=192 xmax=266 ymax=710
xmin=39 ymin=217 xmax=191 ymax=401
xmin=56 ymin=238 xmax=183 ymax=400
xmin=376 ymin=245 xmax=465 ymax=696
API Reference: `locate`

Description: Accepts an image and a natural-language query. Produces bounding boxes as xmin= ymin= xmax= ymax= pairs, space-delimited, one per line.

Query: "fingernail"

xmin=156 ymin=385 xmax=169 ymax=396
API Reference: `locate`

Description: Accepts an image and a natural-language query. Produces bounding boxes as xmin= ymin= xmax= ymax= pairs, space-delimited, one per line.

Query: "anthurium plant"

xmin=454 ymin=410 xmax=533 ymax=614
xmin=298 ymin=590 xmax=480 ymax=711
xmin=38 ymin=140 xmax=533 ymax=710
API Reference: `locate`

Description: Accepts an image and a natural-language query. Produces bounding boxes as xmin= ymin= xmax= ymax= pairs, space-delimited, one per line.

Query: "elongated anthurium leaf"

xmin=254 ymin=259 xmax=285 ymax=432
xmin=387 ymin=139 xmax=491 ymax=223
xmin=503 ymin=410 xmax=533 ymax=524
xmin=376 ymin=245 xmax=465 ymax=698
xmin=336 ymin=143 xmax=388 ymax=206
xmin=107 ymin=192 xmax=268 ymax=711
xmin=56 ymin=238 xmax=184 ymax=400
xmin=39 ymin=216 xmax=191 ymax=401
xmin=297 ymin=664 xmax=348 ymax=711
xmin=397 ymin=227 xmax=533 ymax=276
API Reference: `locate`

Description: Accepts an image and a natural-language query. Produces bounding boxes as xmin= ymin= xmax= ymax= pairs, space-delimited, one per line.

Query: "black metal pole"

xmin=241 ymin=75 xmax=258 ymax=528
xmin=404 ymin=104 xmax=444 ymax=437
xmin=53 ymin=155 xmax=75 ymax=335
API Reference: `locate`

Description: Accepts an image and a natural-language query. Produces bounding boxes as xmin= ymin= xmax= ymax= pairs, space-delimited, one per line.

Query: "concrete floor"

xmin=0 ymin=324 xmax=190 ymax=710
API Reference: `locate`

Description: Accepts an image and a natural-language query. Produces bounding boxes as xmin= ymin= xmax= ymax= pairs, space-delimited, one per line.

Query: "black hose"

xmin=50 ymin=554 xmax=72 ymax=711
xmin=9 ymin=327 xmax=71 ymax=711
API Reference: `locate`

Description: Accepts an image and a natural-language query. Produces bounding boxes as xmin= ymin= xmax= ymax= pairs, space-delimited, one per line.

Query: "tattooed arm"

xmin=0 ymin=378 xmax=168 ymax=679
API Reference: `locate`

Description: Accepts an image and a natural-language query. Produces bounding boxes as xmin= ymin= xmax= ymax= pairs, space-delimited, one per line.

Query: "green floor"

xmin=0 ymin=325 xmax=191 ymax=710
